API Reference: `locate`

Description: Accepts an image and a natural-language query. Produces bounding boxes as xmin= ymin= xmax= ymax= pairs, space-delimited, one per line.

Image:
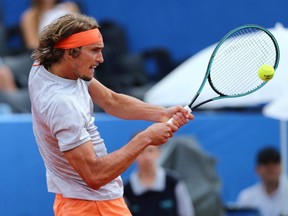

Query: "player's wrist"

xmin=133 ymin=131 xmax=153 ymax=148
xmin=153 ymin=106 xmax=167 ymax=123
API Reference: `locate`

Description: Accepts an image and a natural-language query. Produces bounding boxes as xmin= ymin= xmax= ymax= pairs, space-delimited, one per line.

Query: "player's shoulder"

xmin=51 ymin=92 xmax=78 ymax=108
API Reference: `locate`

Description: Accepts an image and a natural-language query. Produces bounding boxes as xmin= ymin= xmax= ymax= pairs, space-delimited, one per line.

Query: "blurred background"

xmin=0 ymin=0 xmax=287 ymax=215
xmin=3 ymin=0 xmax=287 ymax=61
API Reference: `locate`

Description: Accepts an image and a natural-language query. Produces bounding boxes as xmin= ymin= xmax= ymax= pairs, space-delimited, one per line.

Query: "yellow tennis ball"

xmin=258 ymin=64 xmax=274 ymax=81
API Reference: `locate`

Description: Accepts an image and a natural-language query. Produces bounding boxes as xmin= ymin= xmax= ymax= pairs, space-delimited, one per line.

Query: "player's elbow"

xmin=84 ymin=176 xmax=108 ymax=190
xmin=85 ymin=179 xmax=102 ymax=190
xmin=88 ymin=183 xmax=102 ymax=190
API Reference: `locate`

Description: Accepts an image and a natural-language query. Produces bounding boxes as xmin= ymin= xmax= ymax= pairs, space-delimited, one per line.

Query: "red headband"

xmin=54 ymin=28 xmax=103 ymax=49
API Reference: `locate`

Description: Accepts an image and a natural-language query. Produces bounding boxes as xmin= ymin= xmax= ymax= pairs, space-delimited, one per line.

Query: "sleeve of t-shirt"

xmin=45 ymin=95 xmax=91 ymax=152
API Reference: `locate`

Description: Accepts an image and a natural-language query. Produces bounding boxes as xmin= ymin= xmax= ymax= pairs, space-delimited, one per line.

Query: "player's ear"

xmin=63 ymin=50 xmax=71 ymax=58
xmin=67 ymin=48 xmax=81 ymax=58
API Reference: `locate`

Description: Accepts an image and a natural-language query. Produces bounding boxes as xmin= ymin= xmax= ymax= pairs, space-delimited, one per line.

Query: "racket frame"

xmin=188 ymin=24 xmax=280 ymax=110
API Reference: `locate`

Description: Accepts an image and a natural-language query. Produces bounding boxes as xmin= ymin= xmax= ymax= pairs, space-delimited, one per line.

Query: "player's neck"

xmin=47 ymin=63 xmax=77 ymax=80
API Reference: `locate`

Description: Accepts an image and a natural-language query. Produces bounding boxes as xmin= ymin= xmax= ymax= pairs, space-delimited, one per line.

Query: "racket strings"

xmin=212 ymin=34 xmax=259 ymax=92
xmin=210 ymin=27 xmax=277 ymax=96
xmin=213 ymin=31 xmax=271 ymax=94
xmin=212 ymin=35 xmax=275 ymax=95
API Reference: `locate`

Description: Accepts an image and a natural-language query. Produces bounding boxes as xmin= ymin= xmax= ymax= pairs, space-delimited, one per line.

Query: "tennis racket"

xmin=168 ymin=24 xmax=280 ymax=123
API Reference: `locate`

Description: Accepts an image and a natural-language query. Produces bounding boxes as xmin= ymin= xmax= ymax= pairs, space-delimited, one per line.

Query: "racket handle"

xmin=167 ymin=105 xmax=192 ymax=124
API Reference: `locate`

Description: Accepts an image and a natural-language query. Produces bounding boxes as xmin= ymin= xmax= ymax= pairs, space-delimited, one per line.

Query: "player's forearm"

xmin=104 ymin=93 xmax=166 ymax=122
xmin=86 ymin=133 xmax=152 ymax=190
xmin=88 ymin=79 xmax=166 ymax=122
xmin=64 ymin=122 xmax=174 ymax=190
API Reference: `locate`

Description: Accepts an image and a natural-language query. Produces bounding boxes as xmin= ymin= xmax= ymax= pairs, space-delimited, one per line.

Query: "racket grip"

xmin=167 ymin=105 xmax=192 ymax=124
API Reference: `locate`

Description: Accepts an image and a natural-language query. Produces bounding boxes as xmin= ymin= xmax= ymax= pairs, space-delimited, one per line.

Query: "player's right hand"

xmin=141 ymin=122 xmax=178 ymax=146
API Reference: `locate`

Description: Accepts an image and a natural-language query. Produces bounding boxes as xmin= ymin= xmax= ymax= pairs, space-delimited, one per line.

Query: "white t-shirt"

xmin=236 ymin=180 xmax=288 ymax=216
xmin=28 ymin=63 xmax=123 ymax=200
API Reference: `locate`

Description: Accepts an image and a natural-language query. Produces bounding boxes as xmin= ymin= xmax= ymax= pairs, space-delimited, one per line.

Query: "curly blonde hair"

xmin=32 ymin=13 xmax=99 ymax=68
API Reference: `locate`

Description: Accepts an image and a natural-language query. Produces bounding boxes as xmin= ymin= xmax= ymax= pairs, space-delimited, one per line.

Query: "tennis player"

xmin=28 ymin=13 xmax=193 ymax=216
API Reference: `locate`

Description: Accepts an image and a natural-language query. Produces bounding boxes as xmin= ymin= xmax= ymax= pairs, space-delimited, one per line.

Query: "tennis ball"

xmin=258 ymin=64 xmax=274 ymax=81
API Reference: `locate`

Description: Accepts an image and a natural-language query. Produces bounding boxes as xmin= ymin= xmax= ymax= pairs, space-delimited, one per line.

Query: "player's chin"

xmin=81 ymin=75 xmax=93 ymax=82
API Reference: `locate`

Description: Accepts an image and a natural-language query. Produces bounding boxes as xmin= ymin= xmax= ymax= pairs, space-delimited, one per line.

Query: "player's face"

xmin=73 ymin=42 xmax=104 ymax=81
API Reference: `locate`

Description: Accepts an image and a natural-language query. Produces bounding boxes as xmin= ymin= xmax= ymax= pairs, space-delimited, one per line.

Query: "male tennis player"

xmin=28 ymin=13 xmax=193 ymax=215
